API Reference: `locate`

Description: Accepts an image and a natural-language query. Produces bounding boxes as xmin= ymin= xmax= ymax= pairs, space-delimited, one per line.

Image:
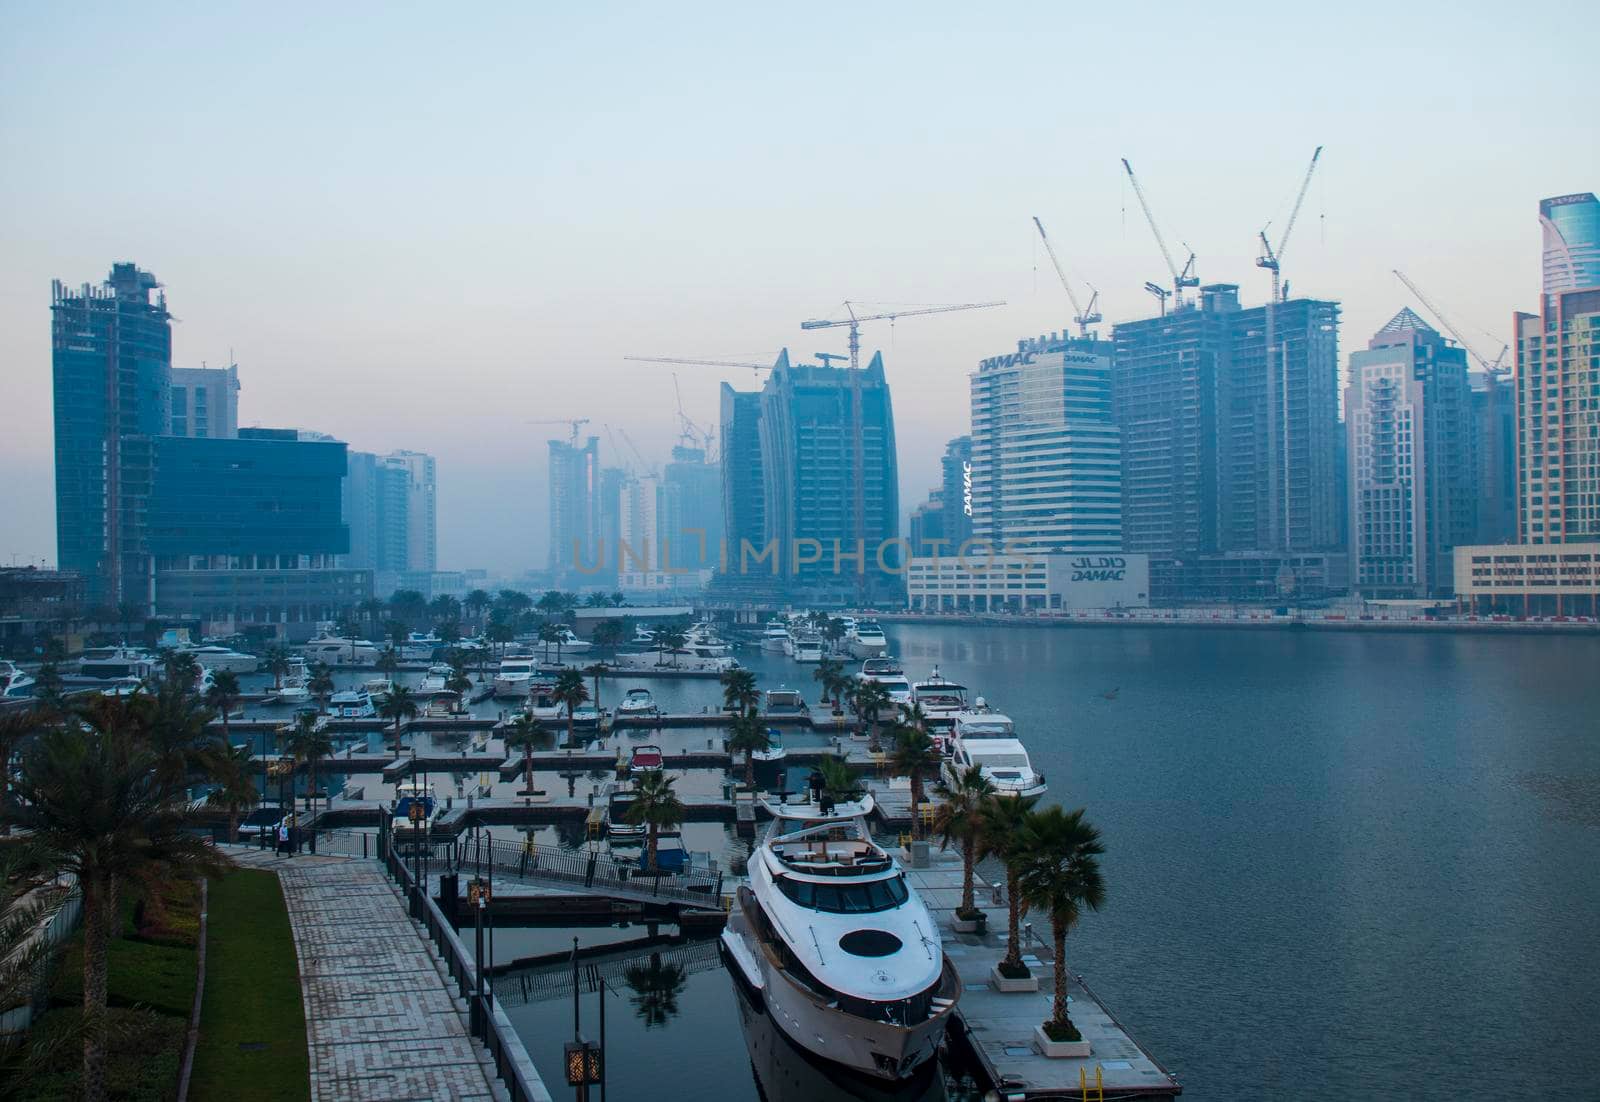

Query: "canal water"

xmin=234 ymin=626 xmax=1600 ymax=1098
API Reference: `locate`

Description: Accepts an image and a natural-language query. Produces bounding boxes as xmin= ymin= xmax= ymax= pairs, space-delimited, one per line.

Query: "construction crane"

xmin=669 ymin=373 xmax=717 ymax=458
xmin=798 ymin=300 xmax=1004 ymax=371
xmin=525 ymin=418 xmax=591 ymax=446
xmin=1121 ymin=158 xmax=1198 ymax=310
xmin=1255 ymin=146 xmax=1323 ymax=554
xmin=623 ymin=355 xmax=774 ymax=374
xmin=1392 ymin=269 xmax=1510 ymax=374
xmin=1032 ymin=216 xmax=1102 ymax=337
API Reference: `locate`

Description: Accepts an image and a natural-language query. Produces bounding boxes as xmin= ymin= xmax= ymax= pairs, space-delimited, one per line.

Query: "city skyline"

xmin=3 ymin=3 xmax=1597 ymax=574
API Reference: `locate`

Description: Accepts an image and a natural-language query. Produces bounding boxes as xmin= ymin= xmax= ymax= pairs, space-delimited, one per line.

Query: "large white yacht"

xmin=416 ymin=664 xmax=455 ymax=693
xmin=857 ymin=666 xmax=913 ymax=708
xmin=493 ymin=654 xmax=540 ymax=697
xmin=63 ymin=645 xmax=158 ymax=688
xmin=846 ymin=619 xmax=889 ymax=659
xmin=301 ymin=635 xmax=381 ymax=667
xmin=909 ymin=668 xmax=969 ymax=747
xmin=172 ymin=644 xmax=260 ymax=673
xmin=788 ymin=630 xmax=825 ymax=663
xmin=941 ymin=711 xmax=1046 ymax=798
xmin=760 ymin=618 xmax=792 ymax=652
xmin=722 ymin=793 xmax=960 ymax=1080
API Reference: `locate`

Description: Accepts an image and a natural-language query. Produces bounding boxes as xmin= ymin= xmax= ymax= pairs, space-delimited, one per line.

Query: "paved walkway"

xmin=226 ymin=847 xmax=510 ymax=1101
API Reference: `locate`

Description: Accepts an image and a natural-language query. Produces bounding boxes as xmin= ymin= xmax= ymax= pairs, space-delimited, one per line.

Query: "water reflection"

xmin=623 ymin=951 xmax=689 ymax=1028
xmin=731 ymin=970 xmax=949 ymax=1102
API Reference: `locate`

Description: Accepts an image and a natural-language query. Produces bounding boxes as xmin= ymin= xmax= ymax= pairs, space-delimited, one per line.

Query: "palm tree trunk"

xmin=745 ymin=754 xmax=754 ymax=788
xmin=229 ymin=809 xmax=240 ymax=843
xmin=647 ymin=824 xmax=658 ymax=872
xmin=1052 ymin=919 xmax=1069 ymax=1028
xmin=81 ymin=875 xmax=110 ymax=1102
xmin=523 ymin=747 xmax=533 ymax=793
xmin=960 ymin=834 xmax=976 ymax=913
xmin=1004 ymin=867 xmax=1024 ymax=970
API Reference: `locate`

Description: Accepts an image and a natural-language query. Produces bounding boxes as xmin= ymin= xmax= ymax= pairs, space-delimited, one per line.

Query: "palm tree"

xmin=375 ymin=646 xmax=401 ymax=677
xmin=553 ymin=669 xmax=589 ymax=747
xmin=852 ymin=680 xmax=892 ymax=748
xmin=720 ymin=668 xmax=760 ymax=714
xmin=727 ymin=710 xmax=770 ymax=788
xmin=584 ymin=591 xmax=609 ymax=608
xmin=464 ymin=589 xmax=491 ymax=627
xmin=623 ymin=770 xmax=684 ymax=873
xmin=823 ymin=616 xmax=848 ymax=655
xmin=813 ymin=657 xmax=845 ymax=711
xmin=813 ymin=755 xmax=864 ymax=806
xmin=358 ymin=596 xmax=386 ymax=630
xmin=623 ymin=952 xmax=689 ymax=1028
xmin=609 ymin=591 xmax=626 ymax=607
xmin=933 ymin=764 xmax=996 ymax=920
xmin=161 ymin=650 xmax=201 ymax=693
xmin=654 ymin=625 xmax=687 ymax=668
xmin=307 ymin=661 xmax=336 ymax=703
xmin=1015 ymin=806 xmax=1106 ymax=1043
xmin=977 ymin=792 xmax=1042 ymax=977
xmin=203 ymin=669 xmax=242 ymax=746
xmin=284 ymin=713 xmax=334 ymax=814
xmin=6 ymin=720 xmax=227 ymax=1102
xmin=0 ymin=846 xmax=56 ymax=1019
xmin=503 ymin=715 xmax=547 ymax=795
xmin=203 ymin=741 xmax=259 ymax=842
xmin=583 ymin=662 xmax=609 ymax=712
xmin=445 ymin=666 xmax=473 ymax=696
xmin=379 ymin=684 xmax=418 ymax=754
xmin=890 ymin=725 xmax=941 ymax=837
xmin=486 ymin=621 xmax=515 ymax=660
xmin=538 ymin=622 xmax=566 ymax=663
xmin=264 ymin=645 xmax=291 ymax=691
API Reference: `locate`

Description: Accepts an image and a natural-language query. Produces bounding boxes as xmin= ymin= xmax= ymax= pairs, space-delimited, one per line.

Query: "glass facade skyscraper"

xmin=1540 ymin=192 xmax=1600 ymax=309
xmin=51 ymin=263 xmax=171 ymax=612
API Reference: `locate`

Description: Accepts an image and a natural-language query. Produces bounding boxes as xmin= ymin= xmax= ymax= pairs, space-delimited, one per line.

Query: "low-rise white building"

xmin=906 ymin=552 xmax=1149 ymax=612
xmin=1453 ymin=542 xmax=1600 ymax=616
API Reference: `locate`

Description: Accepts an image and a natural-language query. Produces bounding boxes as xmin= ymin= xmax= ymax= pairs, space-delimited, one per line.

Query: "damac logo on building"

xmin=1070 ymin=555 xmax=1126 ymax=582
xmin=962 ymin=461 xmax=973 ymax=517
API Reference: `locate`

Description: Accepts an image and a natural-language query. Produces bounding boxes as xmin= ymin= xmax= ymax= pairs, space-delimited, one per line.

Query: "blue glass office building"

xmin=1541 ymin=192 xmax=1600 ymax=305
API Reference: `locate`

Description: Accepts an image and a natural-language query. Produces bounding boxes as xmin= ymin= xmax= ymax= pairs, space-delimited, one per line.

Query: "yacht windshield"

xmin=774 ymin=874 xmax=909 ymax=913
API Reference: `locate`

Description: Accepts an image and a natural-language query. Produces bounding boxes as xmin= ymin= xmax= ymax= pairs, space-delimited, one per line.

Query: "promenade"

xmin=226 ymin=847 xmax=535 ymax=1101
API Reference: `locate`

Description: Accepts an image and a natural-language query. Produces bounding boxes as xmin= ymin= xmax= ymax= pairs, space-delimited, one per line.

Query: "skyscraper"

xmin=1471 ymin=371 xmax=1517 ymax=544
xmin=342 ymin=449 xmax=438 ymax=584
xmin=969 ymin=333 xmax=1121 ymax=554
xmin=548 ymin=436 xmax=601 ymax=577
xmin=660 ymin=444 xmax=722 ymax=578
xmin=1112 ymin=285 xmax=1342 ymax=556
xmin=938 ymin=436 xmax=973 ymax=551
xmin=169 ymin=363 xmax=240 ymax=438
xmin=1345 ymin=309 xmax=1476 ymax=596
xmin=1540 ymin=192 xmax=1600 ymax=309
xmin=51 ymin=263 xmax=171 ymax=611
xmin=720 ymin=383 xmax=765 ymax=557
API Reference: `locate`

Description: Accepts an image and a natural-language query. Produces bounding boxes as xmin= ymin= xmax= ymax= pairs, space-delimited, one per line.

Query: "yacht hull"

xmin=721 ymin=900 xmax=955 ymax=1082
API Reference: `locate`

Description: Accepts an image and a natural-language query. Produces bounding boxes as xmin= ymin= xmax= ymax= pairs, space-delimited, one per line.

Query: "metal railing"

xmin=380 ymin=821 xmax=551 ymax=1102
xmin=460 ymin=833 xmax=723 ymax=909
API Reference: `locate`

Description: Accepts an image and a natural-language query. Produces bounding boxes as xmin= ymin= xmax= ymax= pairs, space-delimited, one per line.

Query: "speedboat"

xmin=629 ymin=744 xmax=664 ymax=773
xmin=417 ymin=664 xmax=455 ymax=693
xmin=751 ymin=728 xmax=786 ymax=764
xmin=607 ymin=783 xmax=645 ymax=840
xmin=328 ymin=687 xmax=376 ymax=719
xmin=1 ymin=660 xmax=36 ymax=699
xmin=721 ymin=793 xmax=961 ymax=1080
xmin=942 ymin=711 xmax=1045 ymax=798
xmin=616 ymin=688 xmax=659 ymax=717
xmin=391 ymin=779 xmax=437 ymax=839
xmin=571 ymin=703 xmax=602 ymax=727
xmin=761 ymin=618 xmax=791 ymax=652
xmin=301 ymin=634 xmax=380 ymax=667
xmin=846 ymin=619 xmax=889 ymax=659
xmin=493 ymin=654 xmax=539 ymax=697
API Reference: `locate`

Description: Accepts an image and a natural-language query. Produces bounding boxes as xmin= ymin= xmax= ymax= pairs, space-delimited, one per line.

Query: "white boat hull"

xmin=493 ymin=677 xmax=533 ymax=698
xmin=940 ymin=760 xmax=1047 ymax=800
xmin=847 ymin=638 xmax=889 ymax=659
xmin=721 ymin=904 xmax=954 ymax=1081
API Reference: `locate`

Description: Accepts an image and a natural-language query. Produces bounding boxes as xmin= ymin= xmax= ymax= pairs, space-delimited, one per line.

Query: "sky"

xmin=2 ymin=2 xmax=1595 ymax=575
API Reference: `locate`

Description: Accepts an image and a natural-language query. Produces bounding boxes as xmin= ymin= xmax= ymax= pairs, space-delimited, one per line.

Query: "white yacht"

xmin=790 ymin=633 xmax=825 ymax=664
xmin=764 ymin=688 xmax=805 ymax=714
xmin=328 ymin=687 xmax=376 ymax=719
xmin=400 ymin=632 xmax=443 ymax=661
xmin=846 ymin=619 xmax=889 ymax=659
xmin=301 ymin=635 xmax=381 ymax=667
xmin=172 ymin=644 xmax=260 ymax=674
xmin=1 ymin=660 xmax=36 ymax=699
xmin=272 ymin=658 xmax=312 ymax=705
xmin=942 ymin=711 xmax=1046 ymax=798
xmin=525 ymin=683 xmax=567 ymax=722
xmin=721 ymin=793 xmax=961 ymax=1080
xmin=493 ymin=654 xmax=540 ymax=697
xmin=616 ymin=688 xmax=659 ymax=717
xmin=64 ymin=646 xmax=158 ymax=688
xmin=543 ymin=626 xmax=592 ymax=653
xmin=909 ymin=668 xmax=969 ymax=746
xmin=362 ymin=677 xmax=395 ymax=702
xmin=857 ymin=668 xmax=912 ymax=708
xmin=760 ymin=619 xmax=792 ymax=652
xmin=417 ymin=664 xmax=455 ymax=693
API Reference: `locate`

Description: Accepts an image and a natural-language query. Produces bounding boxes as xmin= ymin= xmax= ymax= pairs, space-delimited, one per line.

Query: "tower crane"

xmin=1392 ymin=270 xmax=1509 ymax=374
xmin=623 ymin=355 xmax=774 ymax=374
xmin=798 ymin=300 xmax=1004 ymax=371
xmin=1032 ymin=216 xmax=1102 ymax=337
xmin=525 ymin=418 xmax=591 ymax=446
xmin=1255 ymin=145 xmax=1324 ymax=554
xmin=669 ymin=372 xmax=717 ymax=458
xmin=1121 ymin=158 xmax=1198 ymax=311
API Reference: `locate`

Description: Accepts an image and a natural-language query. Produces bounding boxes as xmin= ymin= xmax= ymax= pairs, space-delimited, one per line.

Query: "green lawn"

xmin=187 ymin=869 xmax=309 ymax=1101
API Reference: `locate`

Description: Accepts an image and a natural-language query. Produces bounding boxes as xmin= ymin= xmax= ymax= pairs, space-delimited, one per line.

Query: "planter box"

xmin=989 ymin=966 xmax=1039 ymax=992
xmin=1033 ymin=1026 xmax=1090 ymax=1058
xmin=951 ymin=913 xmax=986 ymax=934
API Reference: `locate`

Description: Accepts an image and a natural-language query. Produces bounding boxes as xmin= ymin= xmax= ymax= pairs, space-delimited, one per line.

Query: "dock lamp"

xmin=563 ymin=1041 xmax=603 ymax=1098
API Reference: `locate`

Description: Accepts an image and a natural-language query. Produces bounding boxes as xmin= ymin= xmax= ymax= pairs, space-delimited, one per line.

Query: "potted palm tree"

xmin=933 ymin=764 xmax=996 ymax=933
xmin=503 ymin=714 xmax=546 ymax=796
xmin=727 ymin=710 xmax=771 ymax=789
xmin=813 ymin=755 xmax=864 ymax=807
xmin=812 ymin=657 xmax=843 ymax=713
xmin=1016 ymin=805 xmax=1106 ymax=1058
xmin=379 ymin=684 xmax=418 ymax=754
xmin=264 ymin=645 xmax=291 ymax=692
xmin=553 ymin=668 xmax=590 ymax=747
xmin=890 ymin=725 xmax=941 ymax=839
xmin=285 ymin=711 xmax=334 ymax=814
xmin=720 ymin=667 xmax=759 ymax=714
xmin=624 ymin=770 xmax=684 ymax=874
xmin=977 ymin=792 xmax=1043 ymax=991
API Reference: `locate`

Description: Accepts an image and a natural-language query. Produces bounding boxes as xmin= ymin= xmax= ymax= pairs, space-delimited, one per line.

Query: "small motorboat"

xmin=751 ymin=728 xmax=786 ymax=764
xmin=764 ymin=688 xmax=805 ymax=714
xmin=629 ymin=744 xmax=664 ymax=773
xmin=571 ymin=704 xmax=602 ymax=727
xmin=616 ymin=688 xmax=659 ymax=716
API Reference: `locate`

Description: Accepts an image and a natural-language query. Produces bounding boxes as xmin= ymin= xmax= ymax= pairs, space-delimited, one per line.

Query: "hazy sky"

xmin=3 ymin=2 xmax=1594 ymax=575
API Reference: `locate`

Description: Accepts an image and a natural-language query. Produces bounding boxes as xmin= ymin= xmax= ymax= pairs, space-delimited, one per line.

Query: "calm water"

xmin=257 ymin=627 xmax=1600 ymax=1098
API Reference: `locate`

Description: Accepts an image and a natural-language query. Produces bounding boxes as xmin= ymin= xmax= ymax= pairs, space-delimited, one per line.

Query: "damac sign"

xmin=962 ymin=461 xmax=973 ymax=516
xmin=1070 ymin=555 xmax=1126 ymax=582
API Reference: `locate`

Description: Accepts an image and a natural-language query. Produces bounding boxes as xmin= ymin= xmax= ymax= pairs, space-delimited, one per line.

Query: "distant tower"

xmin=548 ymin=436 xmax=601 ymax=577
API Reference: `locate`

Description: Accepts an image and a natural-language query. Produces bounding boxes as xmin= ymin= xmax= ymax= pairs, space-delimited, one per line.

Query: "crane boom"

xmin=1274 ymin=145 xmax=1323 ymax=265
xmin=623 ymin=355 xmax=772 ymax=371
xmin=1032 ymin=216 xmax=1102 ymax=335
xmin=799 ymin=300 xmax=1004 ymax=331
xmin=1392 ymin=270 xmax=1508 ymax=374
xmin=1122 ymin=157 xmax=1198 ymax=304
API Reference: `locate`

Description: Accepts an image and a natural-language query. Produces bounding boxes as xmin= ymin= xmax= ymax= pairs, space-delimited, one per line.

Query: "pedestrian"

xmin=277 ymin=820 xmax=290 ymax=856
